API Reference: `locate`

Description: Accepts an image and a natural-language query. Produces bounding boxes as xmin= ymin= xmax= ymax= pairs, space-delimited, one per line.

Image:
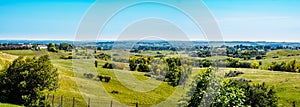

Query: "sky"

xmin=0 ymin=0 xmax=300 ymax=41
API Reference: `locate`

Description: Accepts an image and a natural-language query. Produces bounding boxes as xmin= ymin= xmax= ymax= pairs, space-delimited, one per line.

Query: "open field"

xmin=224 ymin=68 xmax=300 ymax=106
xmin=0 ymin=103 xmax=23 ymax=107
xmin=1 ymin=49 xmax=300 ymax=106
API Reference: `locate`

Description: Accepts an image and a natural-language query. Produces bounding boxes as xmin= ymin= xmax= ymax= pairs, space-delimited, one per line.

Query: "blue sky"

xmin=0 ymin=0 xmax=299 ymax=41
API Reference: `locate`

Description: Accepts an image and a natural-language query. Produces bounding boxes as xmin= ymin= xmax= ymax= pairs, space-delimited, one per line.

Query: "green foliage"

xmin=185 ymin=68 xmax=223 ymax=106
xmin=148 ymin=59 xmax=168 ymax=76
xmin=130 ymin=56 xmax=191 ymax=86
xmin=226 ymin=58 xmax=252 ymax=68
xmin=137 ymin=64 xmax=150 ymax=72
xmin=164 ymin=58 xmax=192 ymax=86
xmin=47 ymin=43 xmax=58 ymax=52
xmin=182 ymin=68 xmax=278 ymax=107
xmin=94 ymin=52 xmax=111 ymax=61
xmin=225 ymin=70 xmax=244 ymax=77
xmin=251 ymin=61 xmax=260 ymax=69
xmin=129 ymin=56 xmax=152 ymax=72
xmin=0 ymin=55 xmax=58 ymax=106
xmin=59 ymin=43 xmax=72 ymax=51
xmin=103 ymin=62 xmax=126 ymax=70
xmin=60 ymin=55 xmax=72 ymax=59
xmin=268 ymin=60 xmax=299 ymax=72
xmin=212 ymin=80 xmax=246 ymax=107
xmin=232 ymin=80 xmax=278 ymax=107
xmin=199 ymin=59 xmax=212 ymax=67
xmin=256 ymin=55 xmax=263 ymax=60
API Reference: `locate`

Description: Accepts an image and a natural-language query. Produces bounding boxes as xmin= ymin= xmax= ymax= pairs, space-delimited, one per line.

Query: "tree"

xmin=186 ymin=68 xmax=222 ymax=106
xmin=251 ymin=61 xmax=260 ymax=69
xmin=95 ymin=60 xmax=98 ymax=68
xmin=0 ymin=55 xmax=58 ymax=106
xmin=32 ymin=44 xmax=38 ymax=50
xmin=47 ymin=43 xmax=58 ymax=52
xmin=59 ymin=42 xmax=70 ymax=51
xmin=182 ymin=68 xmax=278 ymax=107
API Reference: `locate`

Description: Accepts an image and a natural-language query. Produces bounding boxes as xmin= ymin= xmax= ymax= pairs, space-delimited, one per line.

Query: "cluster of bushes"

xmin=97 ymin=75 xmax=111 ymax=82
xmin=83 ymin=73 xmax=94 ymax=79
xmin=267 ymin=60 xmax=299 ymax=72
xmin=164 ymin=57 xmax=193 ymax=86
xmin=226 ymin=46 xmax=267 ymax=60
xmin=190 ymin=50 xmax=212 ymax=58
xmin=225 ymin=58 xmax=252 ymax=68
xmin=129 ymin=55 xmax=153 ymax=72
xmin=60 ymin=55 xmax=72 ymax=59
xmin=129 ymin=56 xmax=192 ymax=86
xmin=47 ymin=42 xmax=73 ymax=52
xmin=94 ymin=52 xmax=111 ymax=61
xmin=225 ymin=71 xmax=244 ymax=77
xmin=149 ymin=57 xmax=192 ymax=86
xmin=179 ymin=68 xmax=277 ymax=107
xmin=102 ymin=62 xmax=126 ymax=70
xmin=199 ymin=59 xmax=212 ymax=67
xmin=198 ymin=58 xmax=261 ymax=69
xmin=47 ymin=43 xmax=58 ymax=52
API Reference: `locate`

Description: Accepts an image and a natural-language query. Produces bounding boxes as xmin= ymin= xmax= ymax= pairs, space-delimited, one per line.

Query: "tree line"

xmin=268 ymin=60 xmax=300 ymax=73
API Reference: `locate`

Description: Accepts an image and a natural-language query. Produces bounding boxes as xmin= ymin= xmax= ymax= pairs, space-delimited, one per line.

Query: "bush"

xmin=256 ymin=55 xmax=262 ymax=60
xmin=225 ymin=71 xmax=244 ymax=77
xmin=103 ymin=62 xmax=126 ymax=70
xmin=144 ymin=73 xmax=151 ymax=77
xmin=60 ymin=55 xmax=72 ymax=59
xmin=232 ymin=80 xmax=278 ymax=106
xmin=251 ymin=61 xmax=260 ymax=69
xmin=137 ymin=64 xmax=150 ymax=72
xmin=97 ymin=75 xmax=111 ymax=82
xmin=267 ymin=60 xmax=299 ymax=72
xmin=84 ymin=73 xmax=94 ymax=79
xmin=199 ymin=59 xmax=212 ymax=67
xmin=238 ymin=62 xmax=251 ymax=68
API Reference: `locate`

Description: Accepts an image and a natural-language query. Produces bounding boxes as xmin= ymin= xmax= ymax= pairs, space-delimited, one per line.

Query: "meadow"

xmin=1 ymin=49 xmax=300 ymax=106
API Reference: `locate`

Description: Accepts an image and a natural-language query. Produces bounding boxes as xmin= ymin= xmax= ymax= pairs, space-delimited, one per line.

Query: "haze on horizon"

xmin=0 ymin=0 xmax=300 ymax=42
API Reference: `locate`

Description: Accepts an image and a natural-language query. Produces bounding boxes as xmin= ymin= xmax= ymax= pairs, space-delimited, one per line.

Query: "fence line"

xmin=46 ymin=94 xmax=141 ymax=107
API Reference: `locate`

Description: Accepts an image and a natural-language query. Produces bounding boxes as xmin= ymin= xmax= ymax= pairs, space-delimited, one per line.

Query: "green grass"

xmin=0 ymin=52 xmax=17 ymax=70
xmin=48 ymin=59 xmax=188 ymax=106
xmin=0 ymin=50 xmax=35 ymax=56
xmin=1 ymin=49 xmax=300 ymax=106
xmin=0 ymin=103 xmax=23 ymax=107
xmin=0 ymin=50 xmax=63 ymax=59
xmin=224 ymin=68 xmax=300 ymax=107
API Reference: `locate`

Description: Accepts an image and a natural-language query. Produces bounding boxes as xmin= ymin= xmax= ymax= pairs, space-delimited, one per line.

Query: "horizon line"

xmin=0 ymin=39 xmax=299 ymax=43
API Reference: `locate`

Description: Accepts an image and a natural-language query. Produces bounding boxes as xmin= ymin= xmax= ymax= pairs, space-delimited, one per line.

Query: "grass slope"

xmin=0 ymin=103 xmax=23 ymax=107
xmin=1 ymin=49 xmax=300 ymax=106
xmin=225 ymin=68 xmax=300 ymax=107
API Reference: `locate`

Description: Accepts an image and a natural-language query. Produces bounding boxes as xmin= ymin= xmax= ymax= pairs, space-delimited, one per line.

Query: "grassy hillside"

xmin=0 ymin=103 xmax=23 ymax=107
xmin=1 ymin=49 xmax=300 ymax=106
xmin=0 ymin=52 xmax=17 ymax=70
xmin=47 ymin=59 xmax=189 ymax=106
xmin=225 ymin=68 xmax=300 ymax=107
